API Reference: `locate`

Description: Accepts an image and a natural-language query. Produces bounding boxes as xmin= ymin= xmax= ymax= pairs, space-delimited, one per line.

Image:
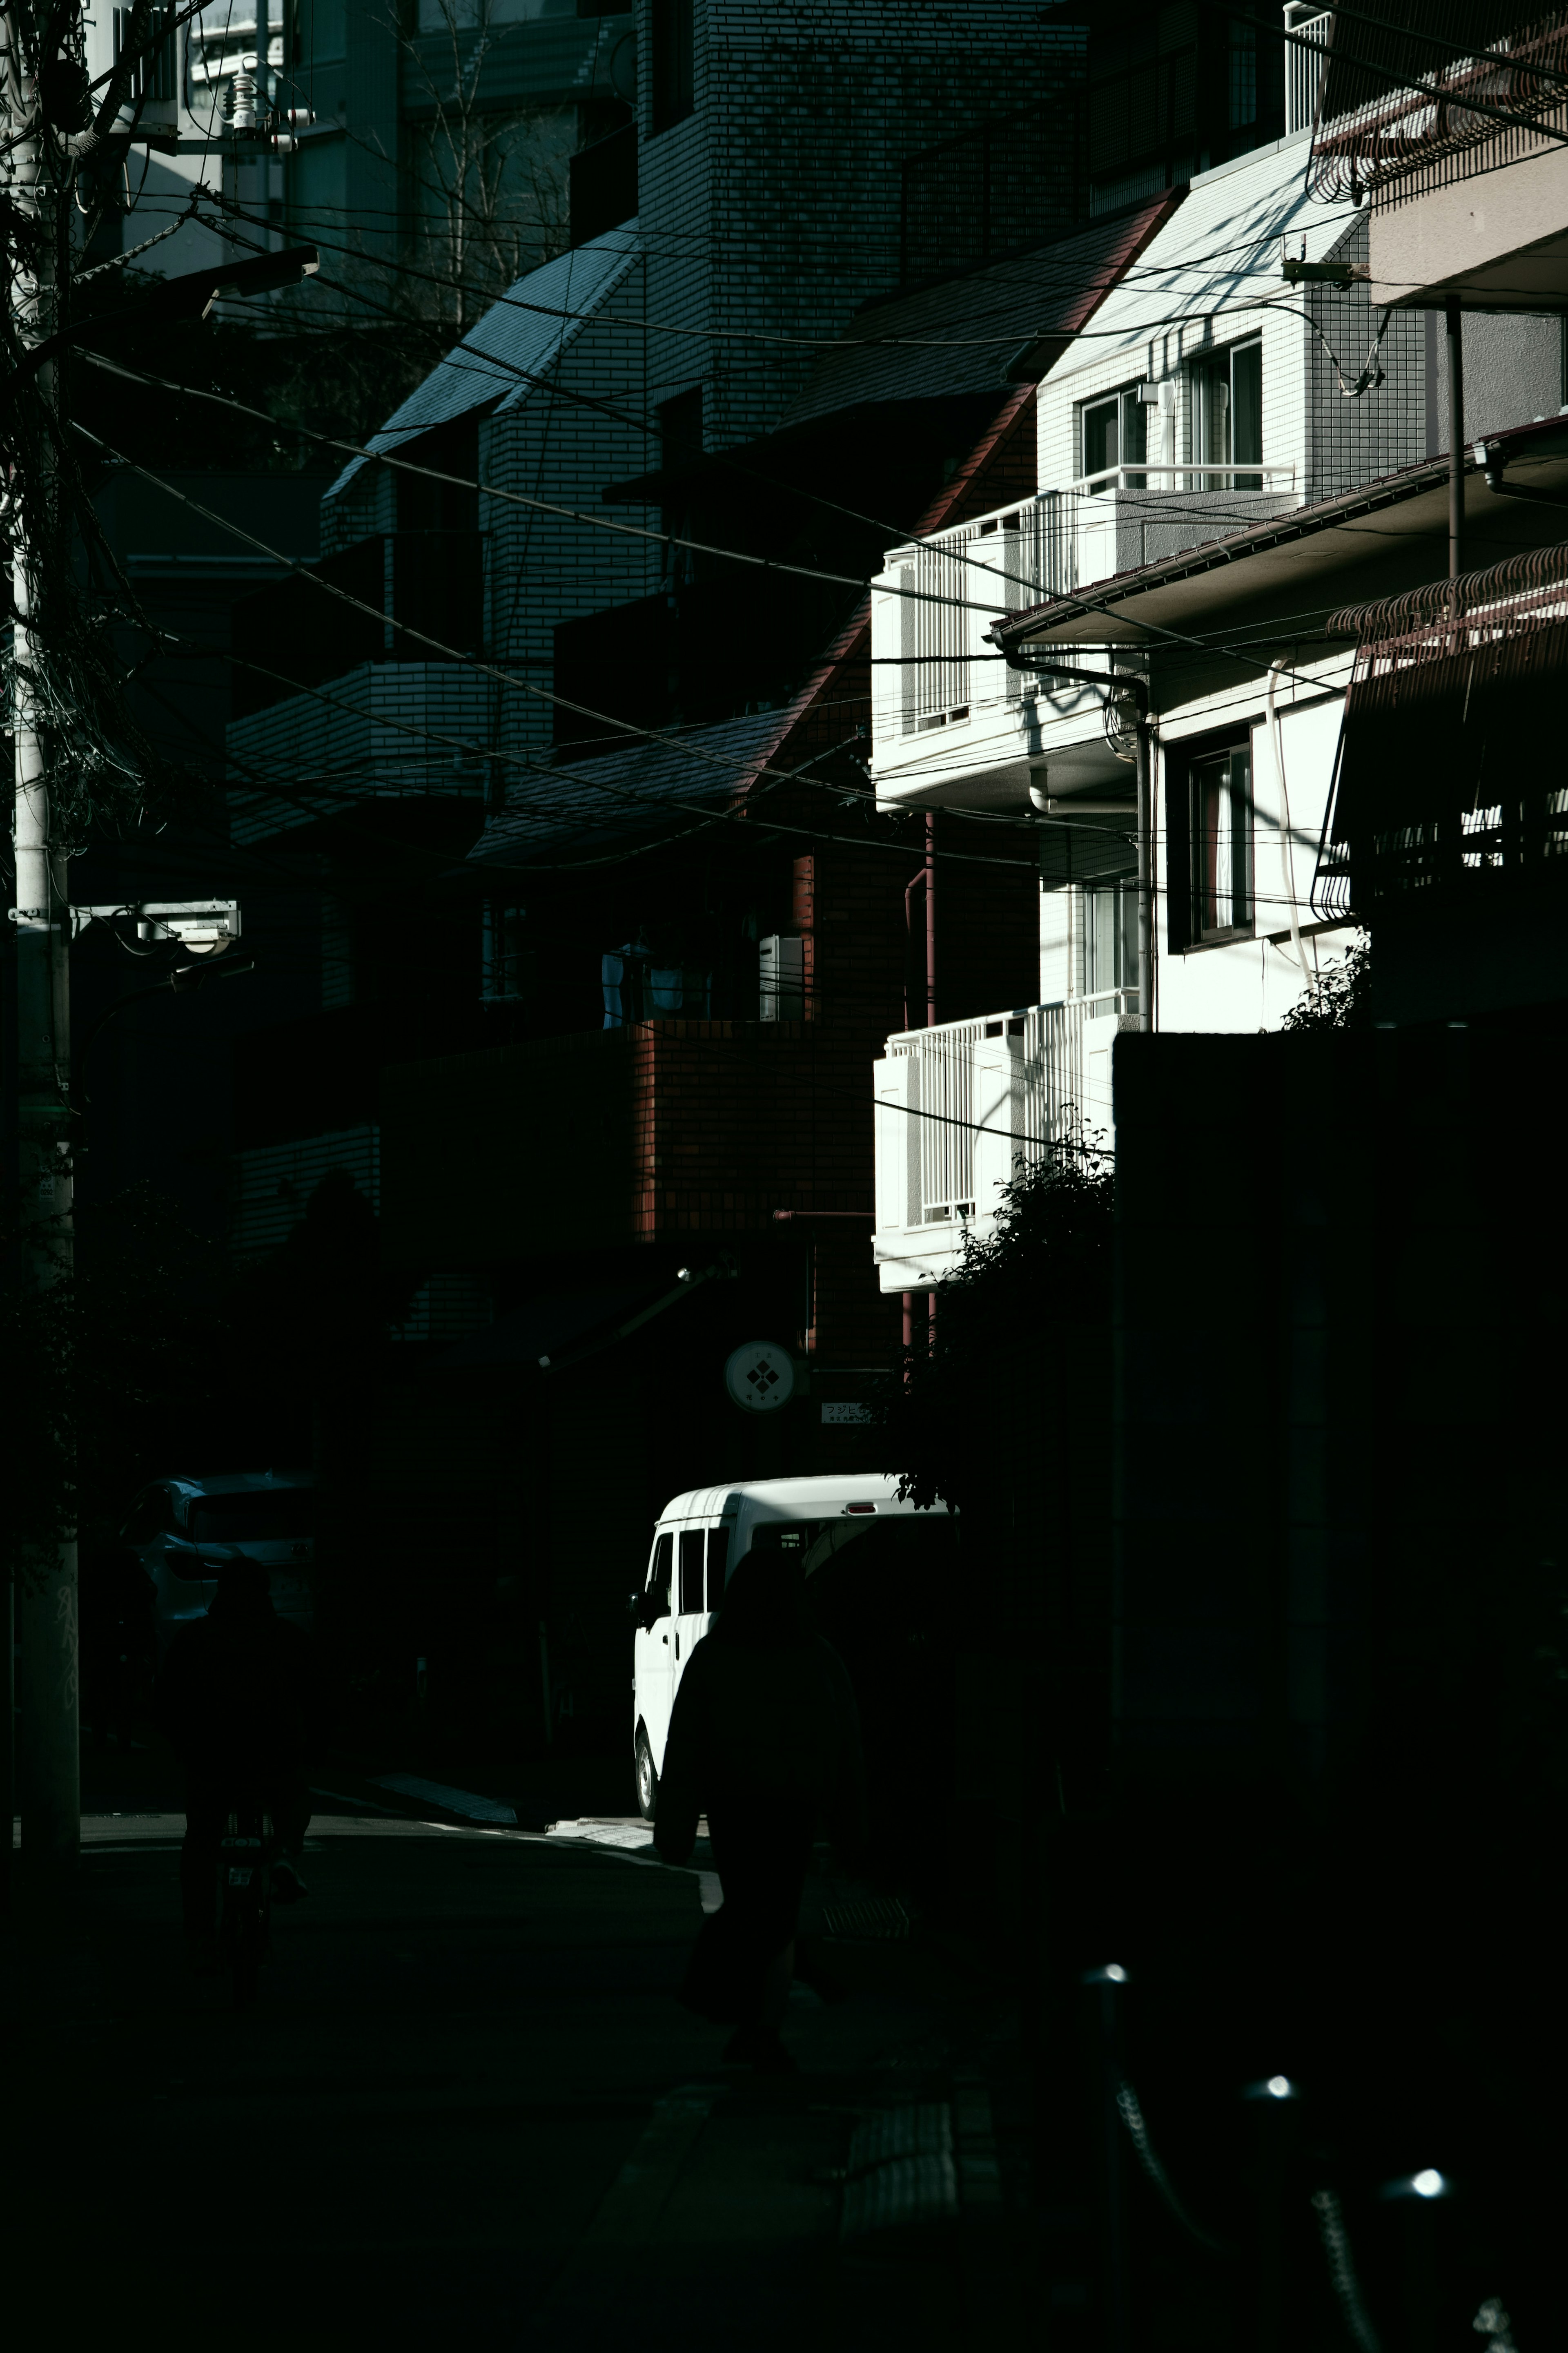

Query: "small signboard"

xmin=723 ymin=1340 xmax=796 ymax=1414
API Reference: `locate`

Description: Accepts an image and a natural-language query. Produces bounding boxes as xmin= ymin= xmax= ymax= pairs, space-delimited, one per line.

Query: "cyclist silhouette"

xmin=157 ymin=1552 xmax=323 ymax=1967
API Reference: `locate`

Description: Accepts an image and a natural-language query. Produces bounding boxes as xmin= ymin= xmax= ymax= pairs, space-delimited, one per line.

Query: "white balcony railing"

xmin=1072 ymin=461 xmax=1297 ymax=497
xmin=872 ymin=477 xmax=1299 ymax=755
xmin=871 ymin=992 xmax=1137 ymax=1291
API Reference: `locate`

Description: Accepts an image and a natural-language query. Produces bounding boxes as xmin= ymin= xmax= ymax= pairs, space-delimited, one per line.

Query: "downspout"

xmin=1134 ymin=706 xmax=1154 ymax=1032
xmin=1446 ymin=296 xmax=1465 ymax=584
xmin=1266 ymin=659 xmax=1314 ymax=991
xmin=925 ymin=813 xmax=936 ymax=1345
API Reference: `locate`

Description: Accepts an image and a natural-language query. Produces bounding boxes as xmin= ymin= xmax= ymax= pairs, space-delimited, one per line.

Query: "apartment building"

xmin=866 ymin=96 xmax=1567 ymax=1297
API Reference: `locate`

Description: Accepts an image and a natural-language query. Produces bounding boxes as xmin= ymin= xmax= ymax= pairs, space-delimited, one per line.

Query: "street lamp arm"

xmin=4 ymin=248 xmax=319 ymax=391
xmin=75 ymin=954 xmax=256 ymax=1076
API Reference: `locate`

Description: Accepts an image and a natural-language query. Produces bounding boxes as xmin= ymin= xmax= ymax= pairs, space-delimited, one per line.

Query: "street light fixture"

xmin=6 ymin=248 xmax=320 ymax=389
xmin=69 ymin=899 xmax=243 ymax=955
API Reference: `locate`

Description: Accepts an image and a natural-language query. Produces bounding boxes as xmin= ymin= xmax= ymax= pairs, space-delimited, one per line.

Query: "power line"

xmin=206 ymin=187 xmax=1338 ymax=355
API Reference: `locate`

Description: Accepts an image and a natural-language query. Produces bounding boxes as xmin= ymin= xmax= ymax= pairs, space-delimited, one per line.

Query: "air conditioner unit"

xmin=759 ymin=934 xmax=805 ymax=1021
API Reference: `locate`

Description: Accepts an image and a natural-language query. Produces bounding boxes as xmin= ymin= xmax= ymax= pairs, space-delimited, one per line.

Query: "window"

xmin=646 ymin=1531 xmax=673 ymax=1615
xmin=602 ymin=942 xmax=711 ymax=1027
xmin=706 ymin=1526 xmax=729 ymax=1608
xmin=188 ymin=1492 xmax=314 ymax=1544
xmin=1080 ymin=384 xmax=1148 ymax=491
xmin=121 ymin=1489 xmax=168 ymax=1546
xmin=1189 ymin=340 xmax=1262 ymax=489
xmin=678 ymin=1529 xmax=706 ymax=1613
xmin=1187 ymin=743 xmax=1253 ymax=941
xmin=483 ymin=904 xmax=530 ymax=1004
xmin=1081 ymin=880 xmax=1140 ymax=997
xmin=115 ymin=3 xmax=177 ymax=105
xmin=649 ymin=0 xmax=694 ymax=134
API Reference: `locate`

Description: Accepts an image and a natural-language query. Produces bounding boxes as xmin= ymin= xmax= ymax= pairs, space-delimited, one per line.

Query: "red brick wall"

xmin=625 ymin=384 xmax=1045 ymax=1363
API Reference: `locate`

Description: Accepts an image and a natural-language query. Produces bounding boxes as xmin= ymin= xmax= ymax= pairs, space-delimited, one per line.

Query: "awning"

xmin=994 ymin=418 xmax=1568 ymax=653
xmin=1315 ymin=539 xmax=1568 ymax=921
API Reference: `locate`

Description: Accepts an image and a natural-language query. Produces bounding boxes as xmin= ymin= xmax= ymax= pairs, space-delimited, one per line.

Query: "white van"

xmin=630 ymin=1472 xmax=953 ymax=1819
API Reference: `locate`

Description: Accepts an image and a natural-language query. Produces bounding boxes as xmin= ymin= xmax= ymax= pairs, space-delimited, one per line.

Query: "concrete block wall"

xmin=637 ymin=0 xmax=1087 ymax=451
xmin=228 ymin=663 xmax=496 ymax=845
xmin=1303 ymin=215 xmax=1427 ymax=504
xmin=481 ymin=295 xmax=659 ymax=769
xmin=1036 ymin=134 xmax=1427 ymax=544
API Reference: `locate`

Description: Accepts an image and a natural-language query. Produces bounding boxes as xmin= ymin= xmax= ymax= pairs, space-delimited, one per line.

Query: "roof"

xmin=657 ymin=1474 xmax=951 ymax=1522
xmin=780 ymin=195 xmax=1181 ymax=425
xmin=324 ymin=227 xmax=641 ymax=504
xmin=997 ymin=416 xmax=1568 ymax=649
xmin=162 ymin=1472 xmax=313 ymax=1492
xmin=1044 ymin=130 xmax=1352 ymax=393
xmin=469 ymin=709 xmax=784 ymax=868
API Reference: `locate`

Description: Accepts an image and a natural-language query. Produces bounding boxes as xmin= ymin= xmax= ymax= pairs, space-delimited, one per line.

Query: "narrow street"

xmin=5 ymin=1781 xmax=1007 ymax=2348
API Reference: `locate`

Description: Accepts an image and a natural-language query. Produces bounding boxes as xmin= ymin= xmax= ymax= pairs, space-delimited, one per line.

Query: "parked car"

xmin=119 ymin=1472 xmax=315 ymax=1657
xmin=630 ymin=1472 xmax=955 ymax=1822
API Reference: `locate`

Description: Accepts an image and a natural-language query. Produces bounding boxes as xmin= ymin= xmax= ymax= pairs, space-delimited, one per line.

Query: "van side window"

xmin=648 ymin=1532 xmax=673 ymax=1613
xmin=121 ymin=1491 xmax=165 ymax=1546
xmin=706 ymin=1528 xmax=728 ymax=1609
xmin=678 ymin=1529 xmax=706 ymax=1613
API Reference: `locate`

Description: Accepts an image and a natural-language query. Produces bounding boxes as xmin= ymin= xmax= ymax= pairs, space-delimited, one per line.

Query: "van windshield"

xmin=188 ymin=1492 xmax=314 ymax=1544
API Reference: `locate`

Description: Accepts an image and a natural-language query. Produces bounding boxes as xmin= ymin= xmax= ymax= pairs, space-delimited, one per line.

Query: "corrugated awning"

xmin=1314 ymin=537 xmax=1568 ymax=921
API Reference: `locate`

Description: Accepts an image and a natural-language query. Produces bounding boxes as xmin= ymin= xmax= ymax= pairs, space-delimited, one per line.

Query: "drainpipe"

xmin=1446 ymin=296 xmax=1464 ymax=583
xmin=1134 ymin=702 xmax=1154 ymax=1032
xmin=924 ymin=814 xmax=936 ymax=1339
xmin=925 ymin=812 xmax=937 ymax=1027
xmin=902 ymin=812 xmax=940 ymax=1362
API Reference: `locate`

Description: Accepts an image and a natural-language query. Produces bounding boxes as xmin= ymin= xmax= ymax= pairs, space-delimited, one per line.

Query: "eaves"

xmin=996 ymin=417 xmax=1568 ymax=651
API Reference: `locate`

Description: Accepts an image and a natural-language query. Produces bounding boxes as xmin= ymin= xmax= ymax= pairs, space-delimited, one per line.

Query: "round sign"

xmin=724 ymin=1339 xmax=796 ymax=1414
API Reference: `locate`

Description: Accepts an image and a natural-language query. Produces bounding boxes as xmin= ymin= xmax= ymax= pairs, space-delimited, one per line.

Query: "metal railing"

xmin=892 ymin=493 xmax=1079 ymax=732
xmin=877 ymin=991 xmax=1136 ymax=1231
xmin=1072 ymin=461 xmax=1298 ymax=497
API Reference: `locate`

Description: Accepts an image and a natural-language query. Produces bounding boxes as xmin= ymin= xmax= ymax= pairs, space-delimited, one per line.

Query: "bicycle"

xmin=218 ymin=1800 xmax=274 ymax=2009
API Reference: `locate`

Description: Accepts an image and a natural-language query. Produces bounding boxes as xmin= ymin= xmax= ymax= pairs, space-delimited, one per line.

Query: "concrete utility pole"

xmin=3 ymin=0 xmax=80 ymax=1885
xmin=1446 ymin=294 xmax=1465 ymax=583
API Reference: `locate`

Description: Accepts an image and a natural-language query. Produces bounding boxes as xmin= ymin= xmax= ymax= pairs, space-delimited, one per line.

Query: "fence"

xmin=875 ymin=992 xmax=1136 ymax=1236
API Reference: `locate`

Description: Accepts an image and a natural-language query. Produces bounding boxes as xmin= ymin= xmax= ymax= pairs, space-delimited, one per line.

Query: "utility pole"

xmin=4 ymin=0 xmax=80 ymax=1888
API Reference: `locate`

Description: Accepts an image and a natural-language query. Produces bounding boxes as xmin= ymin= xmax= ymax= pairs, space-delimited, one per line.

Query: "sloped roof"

xmin=325 ymin=227 xmax=640 ymax=504
xmin=1046 ymin=131 xmax=1355 ymax=392
xmin=782 ymin=196 xmax=1181 ymax=425
xmin=470 ymin=709 xmax=783 ymax=867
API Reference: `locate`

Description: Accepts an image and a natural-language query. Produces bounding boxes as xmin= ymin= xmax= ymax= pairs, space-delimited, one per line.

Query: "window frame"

xmin=646 ymin=1530 xmax=673 ymax=1617
xmin=678 ymin=1528 xmax=706 ymax=1614
xmin=1188 ymin=337 xmax=1263 ymax=490
xmin=706 ymin=1526 xmax=729 ymax=1610
xmin=1079 ymin=381 xmax=1149 ymax=492
xmin=648 ymin=0 xmax=695 ymax=135
xmin=1164 ymin=725 xmax=1256 ymax=952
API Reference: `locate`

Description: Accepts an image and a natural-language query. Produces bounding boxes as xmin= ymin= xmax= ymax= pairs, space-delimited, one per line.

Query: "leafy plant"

xmin=875 ymin=1142 xmax=1115 ymax=1512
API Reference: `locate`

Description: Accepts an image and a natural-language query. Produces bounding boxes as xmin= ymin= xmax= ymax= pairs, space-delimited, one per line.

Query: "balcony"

xmin=872 ymin=992 xmax=1138 ymax=1294
xmin=228 ymin=661 xmax=497 ymax=847
xmin=1069 ymin=462 xmax=1297 ymax=582
xmin=229 ymin=531 xmax=486 ymax=720
xmin=1317 ymin=545 xmax=1568 ymax=924
xmin=870 ymin=479 xmax=1294 ymax=810
xmin=1310 ymin=5 xmax=1568 ymax=307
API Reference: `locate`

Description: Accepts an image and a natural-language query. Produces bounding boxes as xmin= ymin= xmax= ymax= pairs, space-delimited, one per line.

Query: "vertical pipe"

xmin=1134 ymin=715 xmax=1154 ymax=1032
xmin=8 ymin=29 xmax=80 ymax=1889
xmin=924 ymin=815 xmax=936 ymax=1356
xmin=1242 ymin=2079 xmax=1300 ymax=2353
xmin=1446 ymin=295 xmax=1464 ymax=584
xmin=1084 ymin=1965 xmax=1131 ymax=2353
xmin=924 ymin=811 xmax=937 ymax=1027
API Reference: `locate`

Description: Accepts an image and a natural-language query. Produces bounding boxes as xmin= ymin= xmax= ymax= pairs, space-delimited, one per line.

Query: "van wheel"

xmin=635 ymin=1727 xmax=659 ymax=1822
